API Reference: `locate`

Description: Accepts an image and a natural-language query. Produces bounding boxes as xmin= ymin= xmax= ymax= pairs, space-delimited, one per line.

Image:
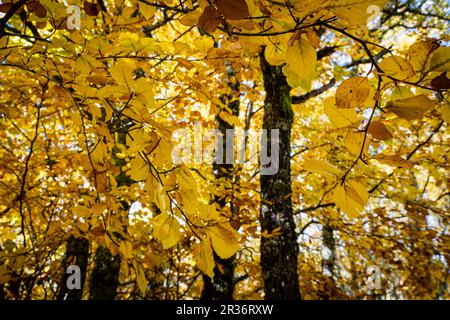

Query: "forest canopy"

xmin=0 ymin=0 xmax=449 ymax=300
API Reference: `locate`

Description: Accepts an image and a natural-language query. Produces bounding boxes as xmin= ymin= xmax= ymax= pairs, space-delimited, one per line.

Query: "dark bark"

xmin=320 ymin=222 xmax=336 ymax=300
xmin=0 ymin=244 xmax=3 ymax=300
xmin=322 ymin=223 xmax=336 ymax=277
xmin=201 ymin=65 xmax=240 ymax=300
xmin=258 ymin=50 xmax=301 ymax=300
xmin=200 ymin=253 xmax=236 ymax=300
xmin=89 ymin=246 xmax=121 ymax=300
xmin=57 ymin=236 xmax=89 ymax=300
xmin=87 ymin=115 xmax=130 ymax=301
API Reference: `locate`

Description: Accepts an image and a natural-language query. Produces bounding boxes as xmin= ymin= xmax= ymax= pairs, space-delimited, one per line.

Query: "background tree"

xmin=0 ymin=0 xmax=448 ymax=300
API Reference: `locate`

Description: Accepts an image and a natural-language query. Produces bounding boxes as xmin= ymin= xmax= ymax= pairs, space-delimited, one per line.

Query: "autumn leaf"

xmin=27 ymin=1 xmax=47 ymax=18
xmin=408 ymin=38 xmax=440 ymax=73
xmin=333 ymin=181 xmax=369 ymax=219
xmin=335 ymin=77 xmax=371 ymax=109
xmin=198 ymin=6 xmax=221 ymax=33
xmin=264 ymin=43 xmax=286 ymax=66
xmin=372 ymin=155 xmax=414 ymax=169
xmin=345 ymin=130 xmax=368 ymax=156
xmin=214 ymin=0 xmax=250 ymax=20
xmin=368 ymin=121 xmax=393 ymax=141
xmin=127 ymin=156 xmax=148 ymax=181
xmin=386 ymin=94 xmax=435 ymax=120
xmin=109 ymin=60 xmax=135 ymax=89
xmin=139 ymin=2 xmax=156 ymax=19
xmin=0 ymin=0 xmax=447 ymax=301
xmin=208 ymin=223 xmax=240 ymax=259
xmin=440 ymin=100 xmax=450 ymax=124
xmin=324 ymin=97 xmax=359 ymax=128
xmin=0 ymin=3 xmax=12 ymax=13
xmin=303 ymin=158 xmax=342 ymax=177
xmin=379 ymin=56 xmax=414 ymax=80
xmin=136 ymin=265 xmax=148 ymax=295
xmin=283 ymin=37 xmax=317 ymax=90
xmin=431 ymin=72 xmax=450 ymax=90
xmin=430 ymin=47 xmax=450 ymax=72
xmin=329 ymin=0 xmax=387 ymax=26
xmin=152 ymin=213 xmax=183 ymax=249
xmin=194 ymin=237 xmax=215 ymax=278
xmin=84 ymin=1 xmax=100 ymax=16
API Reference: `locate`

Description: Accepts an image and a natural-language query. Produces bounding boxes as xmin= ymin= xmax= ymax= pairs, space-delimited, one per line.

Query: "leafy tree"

xmin=0 ymin=0 xmax=448 ymax=300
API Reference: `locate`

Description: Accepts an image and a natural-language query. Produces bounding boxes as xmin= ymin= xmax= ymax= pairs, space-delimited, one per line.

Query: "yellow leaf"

xmin=372 ymin=154 xmax=414 ymax=168
xmin=391 ymin=86 xmax=414 ymax=100
xmin=324 ymin=97 xmax=359 ymax=128
xmin=136 ymin=264 xmax=148 ymax=295
xmin=329 ymin=0 xmax=387 ymax=26
xmin=208 ymin=223 xmax=240 ymax=259
xmin=197 ymin=203 xmax=220 ymax=221
xmin=90 ymin=225 xmax=105 ymax=237
xmin=152 ymin=213 xmax=182 ymax=249
xmin=430 ymin=47 xmax=450 ymax=72
xmin=283 ymin=37 xmax=317 ymax=90
xmin=344 ymin=130 xmax=368 ymax=156
xmin=91 ymin=140 xmax=108 ymax=164
xmin=156 ymin=182 xmax=170 ymax=214
xmin=72 ymin=206 xmax=91 ymax=218
xmin=264 ymin=43 xmax=286 ymax=66
xmin=134 ymin=78 xmax=154 ymax=107
xmin=120 ymin=241 xmax=133 ymax=259
xmin=109 ymin=60 xmax=134 ymax=89
xmin=305 ymin=30 xmax=320 ymax=48
xmin=194 ymin=237 xmax=215 ymax=278
xmin=379 ymin=56 xmax=414 ymax=80
xmin=0 ymin=264 xmax=10 ymax=284
xmin=408 ymin=39 xmax=440 ymax=73
xmin=303 ymin=158 xmax=342 ymax=176
xmin=127 ymin=156 xmax=148 ymax=181
xmin=335 ymin=76 xmax=371 ymax=109
xmin=386 ymin=94 xmax=435 ymax=120
xmin=74 ymin=56 xmax=92 ymax=75
xmin=180 ymin=10 xmax=202 ymax=26
xmin=139 ymin=1 xmax=156 ymax=19
xmin=333 ymin=181 xmax=368 ymax=219
xmin=440 ymin=99 xmax=450 ymax=124
xmin=177 ymin=168 xmax=200 ymax=217
xmin=218 ymin=111 xmax=240 ymax=126
xmin=193 ymin=36 xmax=215 ymax=56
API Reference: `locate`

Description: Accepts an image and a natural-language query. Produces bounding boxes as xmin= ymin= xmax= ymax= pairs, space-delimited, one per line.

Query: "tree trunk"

xmin=321 ymin=222 xmax=336 ymax=300
xmin=89 ymin=246 xmax=121 ymax=300
xmin=57 ymin=236 xmax=89 ymax=300
xmin=322 ymin=223 xmax=336 ymax=276
xmin=201 ymin=64 xmax=240 ymax=300
xmin=258 ymin=50 xmax=301 ymax=300
xmin=88 ymin=114 xmax=131 ymax=300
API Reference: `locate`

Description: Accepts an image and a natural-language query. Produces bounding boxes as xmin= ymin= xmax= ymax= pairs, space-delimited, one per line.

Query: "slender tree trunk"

xmin=89 ymin=246 xmax=121 ymax=300
xmin=87 ymin=116 xmax=131 ymax=300
xmin=321 ymin=222 xmax=336 ymax=300
xmin=322 ymin=223 xmax=336 ymax=276
xmin=201 ymin=64 xmax=240 ymax=300
xmin=57 ymin=236 xmax=89 ymax=300
xmin=258 ymin=50 xmax=301 ymax=300
xmin=0 ymin=244 xmax=4 ymax=300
